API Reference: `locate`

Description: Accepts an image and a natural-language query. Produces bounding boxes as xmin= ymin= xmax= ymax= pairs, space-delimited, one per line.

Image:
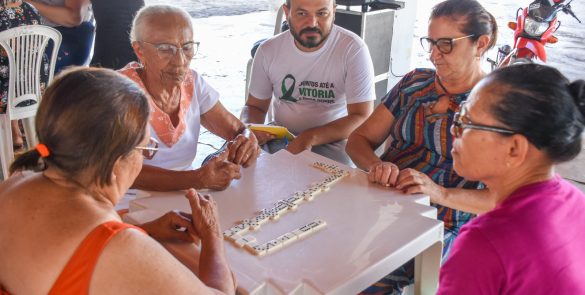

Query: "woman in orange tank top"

xmin=0 ymin=67 xmax=235 ymax=295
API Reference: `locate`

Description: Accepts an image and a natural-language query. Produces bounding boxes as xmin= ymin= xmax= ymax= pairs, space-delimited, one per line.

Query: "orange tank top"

xmin=1 ymin=221 xmax=145 ymax=295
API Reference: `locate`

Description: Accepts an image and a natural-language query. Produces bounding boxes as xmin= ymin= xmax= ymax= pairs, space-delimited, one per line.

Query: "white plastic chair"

xmin=245 ymin=5 xmax=285 ymax=123
xmin=0 ymin=25 xmax=61 ymax=179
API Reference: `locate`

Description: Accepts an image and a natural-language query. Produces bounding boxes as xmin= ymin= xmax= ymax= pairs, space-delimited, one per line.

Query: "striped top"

xmin=382 ymin=68 xmax=482 ymax=235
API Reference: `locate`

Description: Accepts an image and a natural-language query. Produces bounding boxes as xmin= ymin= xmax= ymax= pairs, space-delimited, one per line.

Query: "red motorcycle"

xmin=489 ymin=0 xmax=581 ymax=69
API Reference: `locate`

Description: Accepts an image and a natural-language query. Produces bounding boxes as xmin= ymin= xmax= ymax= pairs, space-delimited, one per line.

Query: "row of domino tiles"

xmin=223 ymin=162 xmax=349 ymax=256
xmin=237 ymin=219 xmax=327 ymax=256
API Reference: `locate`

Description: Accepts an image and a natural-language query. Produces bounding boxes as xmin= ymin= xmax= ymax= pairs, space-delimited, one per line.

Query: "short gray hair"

xmin=130 ymin=4 xmax=193 ymax=42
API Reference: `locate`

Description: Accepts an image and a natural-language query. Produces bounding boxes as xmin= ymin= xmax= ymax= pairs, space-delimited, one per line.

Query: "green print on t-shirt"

xmin=279 ymin=74 xmax=298 ymax=102
xmin=279 ymin=74 xmax=336 ymax=104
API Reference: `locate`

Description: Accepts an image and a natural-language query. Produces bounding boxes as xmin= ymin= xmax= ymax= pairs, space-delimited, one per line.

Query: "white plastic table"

xmin=127 ymin=150 xmax=443 ymax=295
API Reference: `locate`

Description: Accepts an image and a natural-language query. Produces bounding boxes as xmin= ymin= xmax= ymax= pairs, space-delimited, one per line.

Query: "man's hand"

xmin=227 ymin=129 xmax=261 ymax=167
xmin=395 ymin=168 xmax=445 ymax=198
xmin=285 ymin=131 xmax=315 ymax=155
xmin=367 ymin=161 xmax=401 ymax=187
xmin=200 ymin=151 xmax=241 ymax=190
xmin=252 ymin=130 xmax=276 ymax=145
xmin=185 ymin=189 xmax=222 ymax=241
xmin=140 ymin=210 xmax=199 ymax=243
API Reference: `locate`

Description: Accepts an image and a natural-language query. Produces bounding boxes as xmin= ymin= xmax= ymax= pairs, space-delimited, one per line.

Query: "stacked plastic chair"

xmin=0 ymin=25 xmax=61 ymax=179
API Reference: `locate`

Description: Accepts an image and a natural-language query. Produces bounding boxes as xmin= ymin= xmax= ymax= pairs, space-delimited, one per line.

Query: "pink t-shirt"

xmin=437 ymin=175 xmax=585 ymax=295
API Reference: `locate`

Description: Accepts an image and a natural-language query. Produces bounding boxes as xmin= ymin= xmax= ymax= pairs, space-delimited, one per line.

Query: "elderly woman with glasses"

xmin=348 ymin=0 xmax=497 ymax=293
xmin=119 ymin=5 xmax=260 ymax=192
xmin=0 ymin=67 xmax=235 ymax=294
xmin=437 ymin=64 xmax=585 ymax=294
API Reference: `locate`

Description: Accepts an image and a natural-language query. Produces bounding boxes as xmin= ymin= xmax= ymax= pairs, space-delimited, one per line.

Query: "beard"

xmin=289 ymin=21 xmax=331 ymax=49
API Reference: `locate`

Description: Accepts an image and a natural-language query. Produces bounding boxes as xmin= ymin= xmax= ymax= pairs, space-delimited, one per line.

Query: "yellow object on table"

xmin=248 ymin=124 xmax=295 ymax=140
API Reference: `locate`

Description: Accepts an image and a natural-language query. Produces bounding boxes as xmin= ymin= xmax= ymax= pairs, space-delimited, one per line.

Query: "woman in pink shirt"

xmin=437 ymin=63 xmax=585 ymax=294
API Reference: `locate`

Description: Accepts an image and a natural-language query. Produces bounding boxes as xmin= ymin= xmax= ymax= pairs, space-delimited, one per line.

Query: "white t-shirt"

xmin=145 ymin=70 xmax=219 ymax=171
xmin=249 ymin=25 xmax=375 ymax=135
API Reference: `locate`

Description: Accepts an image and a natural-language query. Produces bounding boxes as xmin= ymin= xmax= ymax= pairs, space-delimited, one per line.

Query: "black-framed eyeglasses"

xmin=453 ymin=104 xmax=516 ymax=138
xmin=135 ymin=137 xmax=159 ymax=160
xmin=140 ymin=41 xmax=200 ymax=60
xmin=420 ymin=34 xmax=475 ymax=54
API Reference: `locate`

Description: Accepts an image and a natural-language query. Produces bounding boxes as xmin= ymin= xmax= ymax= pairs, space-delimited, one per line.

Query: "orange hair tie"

xmin=36 ymin=143 xmax=50 ymax=158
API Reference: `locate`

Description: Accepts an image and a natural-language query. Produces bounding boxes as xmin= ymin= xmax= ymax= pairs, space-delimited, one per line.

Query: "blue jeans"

xmin=53 ymin=21 xmax=95 ymax=73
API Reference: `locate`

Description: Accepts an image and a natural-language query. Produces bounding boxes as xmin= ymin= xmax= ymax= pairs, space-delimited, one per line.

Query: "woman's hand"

xmin=140 ymin=210 xmax=198 ymax=243
xmin=396 ymin=168 xmax=445 ymax=198
xmin=227 ymin=128 xmax=261 ymax=167
xmin=199 ymin=151 xmax=241 ymax=191
xmin=367 ymin=161 xmax=401 ymax=187
xmin=185 ymin=189 xmax=222 ymax=241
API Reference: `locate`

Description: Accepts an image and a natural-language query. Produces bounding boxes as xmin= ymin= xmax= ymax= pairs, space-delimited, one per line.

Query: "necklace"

xmin=424 ymin=76 xmax=454 ymax=123
xmin=436 ymin=76 xmax=451 ymax=95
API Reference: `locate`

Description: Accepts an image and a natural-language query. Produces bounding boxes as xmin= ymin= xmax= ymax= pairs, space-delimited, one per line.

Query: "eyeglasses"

xmin=420 ymin=34 xmax=475 ymax=54
xmin=135 ymin=137 xmax=159 ymax=160
xmin=452 ymin=105 xmax=516 ymax=138
xmin=140 ymin=41 xmax=200 ymax=60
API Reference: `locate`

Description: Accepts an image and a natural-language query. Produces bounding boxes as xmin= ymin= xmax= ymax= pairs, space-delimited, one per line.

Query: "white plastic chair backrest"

xmin=0 ymin=25 xmax=62 ymax=120
xmin=245 ymin=5 xmax=285 ymax=122
xmin=274 ymin=4 xmax=284 ymax=35
xmin=245 ymin=5 xmax=285 ymax=99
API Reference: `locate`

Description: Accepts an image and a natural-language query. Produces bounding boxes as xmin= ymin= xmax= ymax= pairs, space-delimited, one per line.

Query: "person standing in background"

xmin=91 ymin=0 xmax=144 ymax=69
xmin=24 ymin=0 xmax=93 ymax=72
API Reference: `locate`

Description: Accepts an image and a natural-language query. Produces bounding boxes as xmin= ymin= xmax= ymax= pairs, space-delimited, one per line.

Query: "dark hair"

xmin=10 ymin=67 xmax=150 ymax=185
xmin=486 ymin=63 xmax=585 ymax=163
xmin=431 ymin=0 xmax=498 ymax=53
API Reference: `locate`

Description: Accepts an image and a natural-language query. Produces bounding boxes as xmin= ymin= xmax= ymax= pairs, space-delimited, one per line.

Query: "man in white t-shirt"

xmin=241 ymin=0 xmax=375 ymax=165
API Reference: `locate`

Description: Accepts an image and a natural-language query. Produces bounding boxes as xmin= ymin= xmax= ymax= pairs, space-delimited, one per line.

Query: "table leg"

xmin=414 ymin=240 xmax=442 ymax=295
